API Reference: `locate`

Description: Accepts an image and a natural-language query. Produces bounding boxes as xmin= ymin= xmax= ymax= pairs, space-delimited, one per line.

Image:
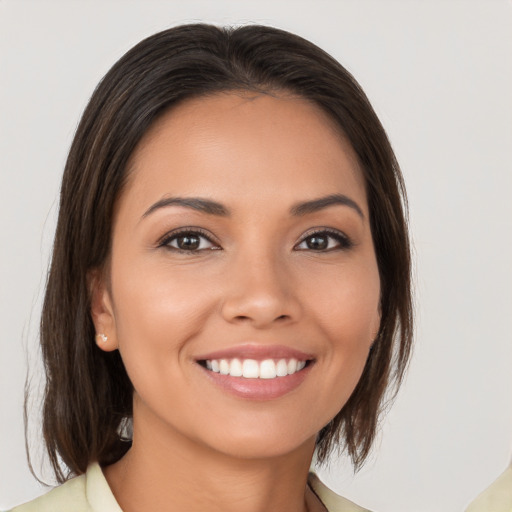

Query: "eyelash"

xmin=157 ymin=227 xmax=353 ymax=254
xmin=295 ymin=228 xmax=353 ymax=252
xmin=158 ymin=228 xmax=220 ymax=254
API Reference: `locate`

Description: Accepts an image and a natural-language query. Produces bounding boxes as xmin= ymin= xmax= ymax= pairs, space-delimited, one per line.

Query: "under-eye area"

xmin=197 ymin=358 xmax=314 ymax=379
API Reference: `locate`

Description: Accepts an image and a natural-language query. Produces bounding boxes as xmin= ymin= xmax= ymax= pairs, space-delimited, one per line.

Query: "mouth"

xmin=197 ymin=357 xmax=312 ymax=379
xmin=194 ymin=345 xmax=315 ymax=400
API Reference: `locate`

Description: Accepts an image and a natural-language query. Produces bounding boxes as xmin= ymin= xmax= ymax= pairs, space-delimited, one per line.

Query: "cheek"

xmin=301 ymin=259 xmax=380 ymax=410
xmin=109 ymin=260 xmax=219 ymax=377
xmin=305 ymin=259 xmax=380 ymax=345
xmin=112 ymin=258 xmax=215 ymax=329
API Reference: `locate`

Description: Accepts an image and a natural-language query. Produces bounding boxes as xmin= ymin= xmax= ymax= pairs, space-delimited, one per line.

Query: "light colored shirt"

xmin=11 ymin=463 xmax=370 ymax=512
xmin=465 ymin=465 xmax=512 ymax=512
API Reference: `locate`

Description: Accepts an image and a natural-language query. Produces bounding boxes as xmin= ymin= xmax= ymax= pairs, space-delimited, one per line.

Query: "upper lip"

xmin=195 ymin=344 xmax=315 ymax=362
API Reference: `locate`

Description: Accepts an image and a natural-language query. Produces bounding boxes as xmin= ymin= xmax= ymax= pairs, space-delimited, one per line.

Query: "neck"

xmin=104 ymin=406 xmax=320 ymax=512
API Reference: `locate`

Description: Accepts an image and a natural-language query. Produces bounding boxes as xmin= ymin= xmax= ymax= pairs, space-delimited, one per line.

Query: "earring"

xmin=96 ymin=333 xmax=108 ymax=343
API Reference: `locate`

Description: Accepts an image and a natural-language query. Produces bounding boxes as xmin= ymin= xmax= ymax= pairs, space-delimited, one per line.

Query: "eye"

xmin=159 ymin=229 xmax=220 ymax=253
xmin=295 ymin=229 xmax=352 ymax=252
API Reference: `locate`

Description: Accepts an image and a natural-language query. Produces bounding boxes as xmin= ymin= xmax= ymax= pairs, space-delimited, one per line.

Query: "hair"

xmin=33 ymin=23 xmax=413 ymax=483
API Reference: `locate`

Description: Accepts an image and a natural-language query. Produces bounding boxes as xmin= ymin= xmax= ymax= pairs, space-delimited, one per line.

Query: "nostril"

xmin=234 ymin=315 xmax=251 ymax=321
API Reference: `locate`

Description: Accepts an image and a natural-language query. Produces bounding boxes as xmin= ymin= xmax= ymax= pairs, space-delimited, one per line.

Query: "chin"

xmin=200 ymin=418 xmax=319 ymax=461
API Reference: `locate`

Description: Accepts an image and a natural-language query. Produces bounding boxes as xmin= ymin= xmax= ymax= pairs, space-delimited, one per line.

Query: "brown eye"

xmin=161 ymin=229 xmax=219 ymax=252
xmin=295 ymin=229 xmax=352 ymax=252
xmin=305 ymin=234 xmax=329 ymax=250
xmin=176 ymin=234 xmax=201 ymax=250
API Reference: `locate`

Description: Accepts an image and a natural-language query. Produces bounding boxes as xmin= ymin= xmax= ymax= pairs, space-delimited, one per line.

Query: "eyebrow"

xmin=142 ymin=193 xmax=363 ymax=220
xmin=142 ymin=197 xmax=230 ymax=218
xmin=290 ymin=194 xmax=364 ymax=219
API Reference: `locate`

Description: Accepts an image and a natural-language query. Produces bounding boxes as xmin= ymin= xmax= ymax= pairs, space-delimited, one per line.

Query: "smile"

xmin=195 ymin=344 xmax=315 ymax=399
xmin=201 ymin=358 xmax=308 ymax=379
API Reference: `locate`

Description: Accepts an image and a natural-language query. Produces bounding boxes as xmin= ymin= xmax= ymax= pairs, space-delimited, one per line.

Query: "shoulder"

xmin=465 ymin=465 xmax=512 ymax=512
xmin=10 ymin=463 xmax=122 ymax=512
xmin=308 ymin=472 xmax=373 ymax=512
xmin=10 ymin=474 xmax=89 ymax=512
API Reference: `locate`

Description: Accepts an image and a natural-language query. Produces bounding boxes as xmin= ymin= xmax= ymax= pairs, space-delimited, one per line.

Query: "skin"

xmin=91 ymin=92 xmax=381 ymax=512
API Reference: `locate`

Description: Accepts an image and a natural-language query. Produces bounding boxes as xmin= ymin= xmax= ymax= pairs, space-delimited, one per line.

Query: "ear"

xmin=88 ymin=269 xmax=118 ymax=352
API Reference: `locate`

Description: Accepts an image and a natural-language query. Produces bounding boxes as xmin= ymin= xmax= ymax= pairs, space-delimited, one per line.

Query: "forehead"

xmin=120 ymin=92 xmax=367 ymax=216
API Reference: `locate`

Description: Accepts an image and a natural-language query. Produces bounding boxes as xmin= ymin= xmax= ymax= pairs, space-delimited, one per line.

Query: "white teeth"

xmin=276 ymin=359 xmax=288 ymax=377
xmin=259 ymin=359 xmax=277 ymax=379
xmin=204 ymin=357 xmax=309 ymax=379
xmin=219 ymin=359 xmax=230 ymax=375
xmin=242 ymin=359 xmax=259 ymax=378
xmin=287 ymin=359 xmax=297 ymax=374
xmin=230 ymin=358 xmax=243 ymax=377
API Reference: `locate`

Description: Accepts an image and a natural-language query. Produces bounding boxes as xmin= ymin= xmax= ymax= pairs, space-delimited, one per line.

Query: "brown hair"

xmin=35 ymin=23 xmax=412 ymax=482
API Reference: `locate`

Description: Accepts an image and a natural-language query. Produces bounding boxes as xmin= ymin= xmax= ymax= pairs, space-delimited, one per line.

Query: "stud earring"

xmin=96 ymin=333 xmax=108 ymax=343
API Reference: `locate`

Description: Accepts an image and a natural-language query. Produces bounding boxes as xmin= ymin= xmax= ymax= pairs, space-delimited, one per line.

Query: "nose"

xmin=220 ymin=251 xmax=302 ymax=329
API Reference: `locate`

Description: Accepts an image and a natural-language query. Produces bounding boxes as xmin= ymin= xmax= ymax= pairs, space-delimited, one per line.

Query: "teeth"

xmin=203 ymin=357 xmax=308 ymax=379
xmin=219 ymin=359 xmax=230 ymax=375
xmin=260 ymin=359 xmax=276 ymax=379
xmin=230 ymin=358 xmax=243 ymax=377
xmin=287 ymin=359 xmax=297 ymax=374
xmin=276 ymin=359 xmax=288 ymax=377
xmin=242 ymin=359 xmax=259 ymax=378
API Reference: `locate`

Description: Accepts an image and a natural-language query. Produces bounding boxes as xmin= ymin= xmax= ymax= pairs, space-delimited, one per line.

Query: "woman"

xmin=13 ymin=24 xmax=412 ymax=512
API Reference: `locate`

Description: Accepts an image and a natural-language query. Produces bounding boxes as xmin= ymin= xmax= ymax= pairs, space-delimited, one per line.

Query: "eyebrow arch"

xmin=142 ymin=197 xmax=230 ymax=218
xmin=142 ymin=193 xmax=363 ymax=220
xmin=290 ymin=194 xmax=364 ymax=219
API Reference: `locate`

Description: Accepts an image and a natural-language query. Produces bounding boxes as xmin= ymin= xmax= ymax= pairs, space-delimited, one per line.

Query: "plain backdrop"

xmin=1 ymin=1 xmax=511 ymax=511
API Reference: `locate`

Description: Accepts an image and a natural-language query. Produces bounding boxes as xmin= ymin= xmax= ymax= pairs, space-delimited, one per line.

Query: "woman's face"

xmin=93 ymin=92 xmax=381 ymax=460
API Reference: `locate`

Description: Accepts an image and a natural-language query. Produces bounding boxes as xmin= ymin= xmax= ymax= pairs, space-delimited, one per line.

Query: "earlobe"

xmin=96 ymin=333 xmax=109 ymax=343
xmin=88 ymin=269 xmax=118 ymax=352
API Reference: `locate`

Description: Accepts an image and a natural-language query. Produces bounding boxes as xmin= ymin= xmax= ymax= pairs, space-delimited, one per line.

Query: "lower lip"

xmin=199 ymin=364 xmax=313 ymax=400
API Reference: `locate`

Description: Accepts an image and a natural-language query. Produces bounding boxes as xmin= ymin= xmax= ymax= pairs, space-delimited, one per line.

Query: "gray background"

xmin=1 ymin=1 xmax=511 ymax=511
